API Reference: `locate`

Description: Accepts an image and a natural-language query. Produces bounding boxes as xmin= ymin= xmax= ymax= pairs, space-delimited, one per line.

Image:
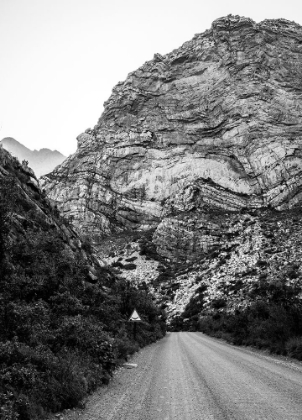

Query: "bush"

xmin=111 ymin=261 xmax=124 ymax=268
xmin=0 ymin=199 xmax=165 ymax=419
xmin=81 ymin=236 xmax=93 ymax=253
xmin=125 ymin=256 xmax=137 ymax=262
xmin=211 ymin=298 xmax=227 ymax=309
xmin=0 ymin=170 xmax=167 ymax=418
xmin=0 ymin=392 xmax=19 ymax=420
xmin=196 ymin=299 xmax=302 ymax=358
xmin=122 ymin=263 xmax=137 ymax=270
xmin=113 ymin=337 xmax=139 ymax=360
xmin=286 ymin=337 xmax=302 ymax=360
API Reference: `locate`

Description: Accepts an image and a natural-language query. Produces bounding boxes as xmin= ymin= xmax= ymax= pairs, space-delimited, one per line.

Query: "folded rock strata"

xmin=42 ymin=15 xmax=302 ymax=245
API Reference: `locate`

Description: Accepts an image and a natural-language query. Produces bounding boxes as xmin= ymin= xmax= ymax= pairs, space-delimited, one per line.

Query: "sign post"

xmin=129 ymin=309 xmax=142 ymax=340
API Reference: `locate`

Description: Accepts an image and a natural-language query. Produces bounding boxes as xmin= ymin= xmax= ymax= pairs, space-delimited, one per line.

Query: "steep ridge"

xmin=0 ymin=144 xmax=98 ymax=278
xmin=0 ymin=147 xmax=165 ymax=419
xmin=43 ymin=15 xmax=302 ymax=241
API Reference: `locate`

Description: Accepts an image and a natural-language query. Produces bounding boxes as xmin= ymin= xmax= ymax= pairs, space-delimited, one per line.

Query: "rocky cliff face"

xmin=92 ymin=207 xmax=302 ymax=328
xmin=43 ymin=15 xmax=302 ymax=247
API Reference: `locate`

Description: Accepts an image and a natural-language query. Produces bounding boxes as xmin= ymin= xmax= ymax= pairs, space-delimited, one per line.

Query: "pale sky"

xmin=0 ymin=0 xmax=301 ymax=156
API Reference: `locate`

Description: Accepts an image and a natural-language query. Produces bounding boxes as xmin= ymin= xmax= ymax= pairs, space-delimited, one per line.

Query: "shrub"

xmin=125 ymin=256 xmax=137 ymax=262
xmin=81 ymin=236 xmax=93 ymax=253
xmin=122 ymin=263 xmax=137 ymax=270
xmin=0 ymin=392 xmax=19 ymax=420
xmin=113 ymin=337 xmax=139 ymax=360
xmin=286 ymin=337 xmax=302 ymax=360
xmin=211 ymin=298 xmax=227 ymax=309
xmin=0 ymin=174 xmax=166 ymax=418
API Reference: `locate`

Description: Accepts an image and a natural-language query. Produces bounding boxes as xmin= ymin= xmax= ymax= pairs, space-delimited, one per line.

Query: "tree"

xmin=0 ymin=176 xmax=16 ymax=338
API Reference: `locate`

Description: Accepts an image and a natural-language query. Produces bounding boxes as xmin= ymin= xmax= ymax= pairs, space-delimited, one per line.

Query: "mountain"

xmin=42 ymin=15 xmax=302 ymax=359
xmin=1 ymin=137 xmax=66 ymax=177
xmin=0 ymin=146 xmax=165 ymax=419
xmin=42 ymin=15 xmax=302 ymax=238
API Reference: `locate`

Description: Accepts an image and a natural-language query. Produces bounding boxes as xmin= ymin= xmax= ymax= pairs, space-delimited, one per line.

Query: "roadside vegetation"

xmin=197 ymin=281 xmax=302 ymax=359
xmin=164 ymin=207 xmax=302 ymax=360
xmin=0 ymin=170 xmax=165 ymax=420
xmin=170 ymin=275 xmax=302 ymax=360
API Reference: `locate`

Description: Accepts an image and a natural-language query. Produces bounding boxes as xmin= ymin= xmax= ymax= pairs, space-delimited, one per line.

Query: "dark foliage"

xmin=138 ymin=230 xmax=164 ymax=261
xmin=120 ymin=263 xmax=137 ymax=270
xmin=0 ymin=177 xmax=165 ymax=419
xmin=168 ymin=206 xmax=302 ymax=359
xmin=197 ymin=279 xmax=302 ymax=358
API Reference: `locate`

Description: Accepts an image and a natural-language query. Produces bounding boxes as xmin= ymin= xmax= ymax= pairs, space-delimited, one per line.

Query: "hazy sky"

xmin=0 ymin=0 xmax=301 ymax=156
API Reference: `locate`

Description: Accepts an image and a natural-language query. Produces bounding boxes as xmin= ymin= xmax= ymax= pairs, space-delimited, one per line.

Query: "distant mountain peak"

xmin=0 ymin=137 xmax=66 ymax=177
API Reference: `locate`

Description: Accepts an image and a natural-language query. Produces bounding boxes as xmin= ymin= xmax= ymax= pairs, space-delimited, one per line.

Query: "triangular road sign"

xmin=129 ymin=309 xmax=142 ymax=322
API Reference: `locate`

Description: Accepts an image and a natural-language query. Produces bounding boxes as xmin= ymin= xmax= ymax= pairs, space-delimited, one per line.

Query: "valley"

xmin=40 ymin=14 xmax=302 ymax=357
xmin=2 ymin=13 xmax=302 ymax=419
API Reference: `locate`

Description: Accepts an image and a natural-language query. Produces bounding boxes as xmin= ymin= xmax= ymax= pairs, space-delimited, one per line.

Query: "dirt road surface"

xmin=56 ymin=332 xmax=302 ymax=420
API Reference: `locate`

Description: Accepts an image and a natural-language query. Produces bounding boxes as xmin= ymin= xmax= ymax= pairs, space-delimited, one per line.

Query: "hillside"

xmin=92 ymin=206 xmax=302 ymax=350
xmin=43 ymin=15 xmax=302 ymax=237
xmin=41 ymin=15 xmax=302 ymax=360
xmin=1 ymin=137 xmax=66 ymax=177
xmin=0 ymin=147 xmax=165 ymax=419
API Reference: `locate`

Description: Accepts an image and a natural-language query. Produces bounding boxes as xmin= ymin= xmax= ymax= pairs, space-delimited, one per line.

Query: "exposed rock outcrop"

xmin=43 ymin=15 xmax=302 ymax=243
xmin=96 ymin=208 xmax=302 ymax=326
xmin=164 ymin=208 xmax=302 ymax=327
xmin=153 ymin=211 xmax=225 ymax=261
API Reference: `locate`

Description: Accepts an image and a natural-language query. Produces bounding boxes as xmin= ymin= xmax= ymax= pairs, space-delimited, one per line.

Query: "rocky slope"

xmin=162 ymin=208 xmax=302 ymax=325
xmin=93 ymin=206 xmax=302 ymax=333
xmin=1 ymin=137 xmax=66 ymax=177
xmin=43 ymin=15 xmax=302 ymax=243
xmin=38 ymin=15 xmax=302 ymax=359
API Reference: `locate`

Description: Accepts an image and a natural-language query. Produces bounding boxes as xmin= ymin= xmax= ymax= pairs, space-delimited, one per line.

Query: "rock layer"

xmin=43 ymin=15 xmax=302 ymax=239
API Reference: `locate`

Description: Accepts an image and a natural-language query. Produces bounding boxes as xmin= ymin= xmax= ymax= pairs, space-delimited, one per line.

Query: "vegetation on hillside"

xmin=169 ymin=209 xmax=302 ymax=360
xmin=170 ymin=278 xmax=302 ymax=360
xmin=0 ymin=166 xmax=165 ymax=420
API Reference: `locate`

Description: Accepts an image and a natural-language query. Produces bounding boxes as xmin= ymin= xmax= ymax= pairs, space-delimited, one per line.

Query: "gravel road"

xmin=55 ymin=332 xmax=302 ymax=420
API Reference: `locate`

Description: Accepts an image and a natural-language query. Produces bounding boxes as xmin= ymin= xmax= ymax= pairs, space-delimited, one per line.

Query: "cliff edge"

xmin=42 ymin=15 xmax=302 ymax=240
